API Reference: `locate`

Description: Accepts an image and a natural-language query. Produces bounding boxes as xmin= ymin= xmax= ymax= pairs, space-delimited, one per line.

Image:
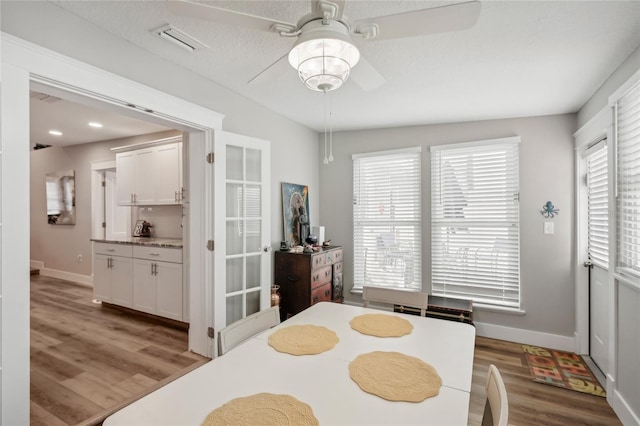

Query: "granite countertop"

xmin=91 ymin=237 xmax=183 ymax=248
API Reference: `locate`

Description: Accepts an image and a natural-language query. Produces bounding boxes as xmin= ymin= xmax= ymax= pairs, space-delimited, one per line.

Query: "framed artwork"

xmin=282 ymin=182 xmax=310 ymax=246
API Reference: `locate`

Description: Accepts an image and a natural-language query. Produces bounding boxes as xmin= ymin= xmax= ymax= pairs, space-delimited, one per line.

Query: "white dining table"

xmin=104 ymin=302 xmax=476 ymax=426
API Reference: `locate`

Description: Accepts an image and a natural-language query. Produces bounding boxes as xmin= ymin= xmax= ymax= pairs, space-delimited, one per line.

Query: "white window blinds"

xmin=615 ymin=80 xmax=640 ymax=279
xmin=431 ymin=138 xmax=520 ymax=309
xmin=352 ymin=148 xmax=422 ymax=291
xmin=586 ymin=141 xmax=609 ymax=268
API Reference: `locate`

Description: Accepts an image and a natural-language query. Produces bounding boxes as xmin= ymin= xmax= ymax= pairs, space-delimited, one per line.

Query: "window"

xmin=352 ymin=148 xmax=422 ymax=291
xmin=614 ymin=80 xmax=640 ymax=279
xmin=431 ymin=137 xmax=520 ymax=309
xmin=585 ymin=140 xmax=609 ymax=268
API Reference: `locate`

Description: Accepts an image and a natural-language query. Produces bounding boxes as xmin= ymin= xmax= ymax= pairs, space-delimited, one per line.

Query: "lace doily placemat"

xmin=268 ymin=324 xmax=339 ymax=355
xmin=201 ymin=393 xmax=319 ymax=426
xmin=350 ymin=314 xmax=413 ymax=337
xmin=349 ymin=351 xmax=442 ymax=402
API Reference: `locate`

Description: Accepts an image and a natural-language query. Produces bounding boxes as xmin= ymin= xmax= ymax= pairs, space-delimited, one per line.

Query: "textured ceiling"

xmin=43 ymin=1 xmax=640 ymax=131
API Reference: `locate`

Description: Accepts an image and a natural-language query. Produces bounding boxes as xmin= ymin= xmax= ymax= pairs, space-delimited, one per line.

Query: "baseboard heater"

xmin=394 ymin=295 xmax=473 ymax=325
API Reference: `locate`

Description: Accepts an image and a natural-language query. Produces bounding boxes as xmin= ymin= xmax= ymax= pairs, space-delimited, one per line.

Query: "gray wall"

xmin=3 ymin=1 xmax=320 ymax=280
xmin=319 ymin=114 xmax=576 ymax=337
xmin=30 ymin=130 xmax=180 ymax=276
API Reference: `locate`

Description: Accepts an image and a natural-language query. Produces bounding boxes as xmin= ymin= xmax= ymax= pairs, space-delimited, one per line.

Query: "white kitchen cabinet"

xmin=132 ymin=246 xmax=184 ymax=321
xmin=133 ymin=258 xmax=157 ymax=315
xmin=115 ymin=139 xmax=183 ymax=206
xmin=93 ymin=243 xmax=133 ymax=307
xmin=115 ymin=151 xmax=136 ymax=205
xmin=156 ymin=143 xmax=183 ymax=204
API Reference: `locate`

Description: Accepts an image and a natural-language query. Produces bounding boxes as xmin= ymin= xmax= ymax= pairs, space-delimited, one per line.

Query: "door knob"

xmin=263 ymin=246 xmax=272 ymax=252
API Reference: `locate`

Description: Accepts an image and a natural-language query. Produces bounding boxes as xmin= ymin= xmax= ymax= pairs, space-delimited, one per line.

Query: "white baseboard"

xmin=475 ymin=321 xmax=575 ymax=352
xmin=30 ymin=260 xmax=93 ymax=287
xmin=30 ymin=260 xmax=44 ymax=270
xmin=612 ymin=389 xmax=640 ymax=426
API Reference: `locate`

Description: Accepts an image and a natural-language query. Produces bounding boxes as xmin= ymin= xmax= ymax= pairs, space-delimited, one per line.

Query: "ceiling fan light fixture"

xmin=288 ymin=20 xmax=359 ymax=92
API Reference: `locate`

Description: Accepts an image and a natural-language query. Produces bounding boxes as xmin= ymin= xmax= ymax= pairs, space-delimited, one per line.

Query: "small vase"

xmin=271 ymin=285 xmax=281 ymax=307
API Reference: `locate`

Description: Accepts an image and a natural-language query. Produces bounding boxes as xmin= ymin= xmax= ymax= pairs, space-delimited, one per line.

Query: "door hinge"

xmin=102 ymin=222 xmax=106 ymax=228
xmin=207 ymin=327 xmax=215 ymax=338
xmin=207 ymin=240 xmax=214 ymax=251
xmin=206 ymin=152 xmax=215 ymax=164
xmin=101 ymin=180 xmax=106 ymax=187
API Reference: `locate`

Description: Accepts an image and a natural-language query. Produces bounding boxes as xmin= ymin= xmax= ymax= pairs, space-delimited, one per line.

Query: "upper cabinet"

xmin=115 ymin=137 xmax=183 ymax=206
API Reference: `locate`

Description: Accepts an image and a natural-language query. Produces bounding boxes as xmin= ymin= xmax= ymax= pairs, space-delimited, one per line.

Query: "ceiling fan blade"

xmin=353 ymin=1 xmax=481 ymax=41
xmin=349 ymin=56 xmax=385 ymax=91
xmin=247 ymin=53 xmax=292 ymax=86
xmin=169 ymin=0 xmax=297 ymax=34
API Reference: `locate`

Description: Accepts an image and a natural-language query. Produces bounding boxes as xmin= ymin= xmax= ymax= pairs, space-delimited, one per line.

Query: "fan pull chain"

xmin=323 ymin=89 xmax=329 ymax=164
xmin=328 ymin=90 xmax=334 ymax=162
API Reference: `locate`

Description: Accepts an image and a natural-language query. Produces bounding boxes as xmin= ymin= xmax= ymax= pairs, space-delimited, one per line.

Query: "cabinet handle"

xmin=106 ymin=248 xmax=115 ymax=252
xmin=325 ymin=289 xmax=330 ymax=297
xmin=287 ymin=274 xmax=300 ymax=282
xmin=175 ymin=191 xmax=178 ymax=202
xmin=149 ymin=253 xmax=160 ymax=256
xmin=107 ymin=257 xmax=112 ymax=268
xmin=181 ymin=187 xmax=185 ymax=201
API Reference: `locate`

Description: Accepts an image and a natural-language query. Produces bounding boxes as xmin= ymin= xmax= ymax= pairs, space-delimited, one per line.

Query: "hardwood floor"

xmin=31 ymin=275 xmax=621 ymax=425
xmin=30 ymin=275 xmax=209 ymax=426
xmin=468 ymin=336 xmax=621 ymax=426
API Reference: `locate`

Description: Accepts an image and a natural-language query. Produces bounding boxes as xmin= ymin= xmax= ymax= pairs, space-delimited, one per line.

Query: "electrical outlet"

xmin=77 ymin=254 xmax=83 ymax=263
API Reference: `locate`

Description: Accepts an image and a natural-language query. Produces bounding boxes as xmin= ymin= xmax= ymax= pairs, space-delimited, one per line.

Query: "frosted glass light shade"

xmin=288 ymin=21 xmax=360 ymax=92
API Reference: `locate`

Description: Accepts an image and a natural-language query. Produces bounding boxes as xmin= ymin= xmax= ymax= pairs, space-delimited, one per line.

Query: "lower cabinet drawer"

xmin=311 ymin=283 xmax=332 ymax=305
xmin=133 ymin=246 xmax=182 ymax=263
xmin=94 ymin=243 xmax=133 ymax=257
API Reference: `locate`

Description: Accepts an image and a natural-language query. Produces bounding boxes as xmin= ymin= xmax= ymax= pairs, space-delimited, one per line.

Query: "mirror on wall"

xmin=46 ymin=169 xmax=76 ymax=225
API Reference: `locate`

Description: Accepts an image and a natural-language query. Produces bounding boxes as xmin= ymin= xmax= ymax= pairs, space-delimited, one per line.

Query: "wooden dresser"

xmin=275 ymin=246 xmax=344 ymax=320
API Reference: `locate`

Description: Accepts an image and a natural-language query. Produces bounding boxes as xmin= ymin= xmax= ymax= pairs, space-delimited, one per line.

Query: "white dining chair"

xmin=362 ymin=286 xmax=429 ymax=316
xmin=217 ymin=306 xmax=280 ymax=356
xmin=482 ymin=364 xmax=509 ymax=426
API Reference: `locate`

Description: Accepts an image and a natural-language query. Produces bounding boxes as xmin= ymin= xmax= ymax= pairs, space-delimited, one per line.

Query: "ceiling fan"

xmin=169 ymin=0 xmax=481 ymax=92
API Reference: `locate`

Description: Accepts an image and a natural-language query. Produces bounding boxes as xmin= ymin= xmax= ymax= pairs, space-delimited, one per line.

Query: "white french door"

xmin=213 ymin=131 xmax=271 ymax=339
xmin=584 ymin=139 xmax=609 ymax=374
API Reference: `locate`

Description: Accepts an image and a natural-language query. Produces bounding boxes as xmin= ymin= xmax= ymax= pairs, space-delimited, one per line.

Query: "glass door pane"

xmin=225 ymin=145 xmax=264 ymax=320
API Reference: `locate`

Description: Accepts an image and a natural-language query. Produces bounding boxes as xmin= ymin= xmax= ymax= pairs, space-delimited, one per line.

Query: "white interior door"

xmin=584 ymin=139 xmax=609 ymax=374
xmin=214 ymin=131 xmax=271 ymax=337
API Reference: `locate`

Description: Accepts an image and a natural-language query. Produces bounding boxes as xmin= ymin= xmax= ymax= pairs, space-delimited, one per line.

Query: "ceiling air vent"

xmin=153 ymin=24 xmax=208 ymax=52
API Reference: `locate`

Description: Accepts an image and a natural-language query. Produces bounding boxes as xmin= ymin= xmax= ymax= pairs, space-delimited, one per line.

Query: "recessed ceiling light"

xmin=49 ymin=130 xmax=62 ymax=136
xmin=89 ymin=122 xmax=103 ymax=128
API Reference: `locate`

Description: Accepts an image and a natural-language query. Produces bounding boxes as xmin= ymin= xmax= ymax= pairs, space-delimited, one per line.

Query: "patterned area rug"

xmin=522 ymin=345 xmax=605 ymax=397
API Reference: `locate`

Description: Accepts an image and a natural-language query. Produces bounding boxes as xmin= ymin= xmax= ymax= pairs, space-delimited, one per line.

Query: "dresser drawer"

xmin=94 ymin=243 xmax=133 ymax=257
xmin=311 ymin=283 xmax=332 ymax=305
xmin=330 ymin=248 xmax=343 ymax=264
xmin=133 ymin=246 xmax=183 ymax=263
xmin=311 ymin=265 xmax=332 ymax=289
xmin=311 ymin=253 xmax=327 ymax=269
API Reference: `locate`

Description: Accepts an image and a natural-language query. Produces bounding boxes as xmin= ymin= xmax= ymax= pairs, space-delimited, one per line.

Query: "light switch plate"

xmin=544 ymin=221 xmax=554 ymax=235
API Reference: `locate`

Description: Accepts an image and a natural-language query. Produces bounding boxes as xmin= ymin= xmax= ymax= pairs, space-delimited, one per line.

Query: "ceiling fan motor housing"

xmin=288 ymin=20 xmax=360 ymax=92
